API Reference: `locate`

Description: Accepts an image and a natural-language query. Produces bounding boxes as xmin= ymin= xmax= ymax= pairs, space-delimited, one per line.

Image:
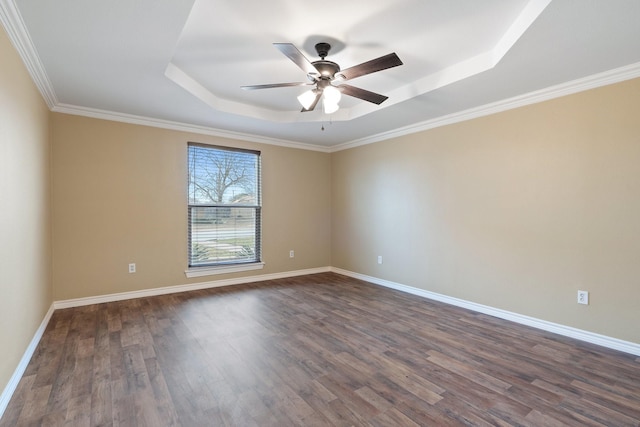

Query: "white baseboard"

xmin=0 ymin=304 xmax=55 ymax=419
xmin=331 ymin=267 xmax=640 ymax=357
xmin=0 ymin=266 xmax=331 ymax=419
xmin=54 ymin=266 xmax=331 ymax=309
xmin=4 ymin=265 xmax=638 ymax=421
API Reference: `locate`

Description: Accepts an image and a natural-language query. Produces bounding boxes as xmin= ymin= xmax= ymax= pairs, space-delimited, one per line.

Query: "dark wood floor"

xmin=2 ymin=273 xmax=639 ymax=426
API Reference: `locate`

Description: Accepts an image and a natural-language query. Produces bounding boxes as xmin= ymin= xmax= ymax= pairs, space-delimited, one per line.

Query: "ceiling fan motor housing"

xmin=309 ymin=42 xmax=340 ymax=79
xmin=311 ymin=60 xmax=340 ymax=79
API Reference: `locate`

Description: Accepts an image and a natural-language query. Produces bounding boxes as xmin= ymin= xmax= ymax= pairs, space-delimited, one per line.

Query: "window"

xmin=187 ymin=143 xmax=261 ymax=271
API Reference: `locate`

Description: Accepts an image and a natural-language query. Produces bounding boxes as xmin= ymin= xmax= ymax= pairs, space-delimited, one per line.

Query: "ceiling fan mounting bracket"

xmin=314 ymin=42 xmax=331 ymax=59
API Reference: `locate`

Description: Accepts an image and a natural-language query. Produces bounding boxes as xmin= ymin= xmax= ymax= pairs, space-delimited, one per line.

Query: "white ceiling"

xmin=2 ymin=0 xmax=640 ymax=150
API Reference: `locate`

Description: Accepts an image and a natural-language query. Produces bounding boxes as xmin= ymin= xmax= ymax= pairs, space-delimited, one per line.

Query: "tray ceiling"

xmin=2 ymin=0 xmax=640 ymax=149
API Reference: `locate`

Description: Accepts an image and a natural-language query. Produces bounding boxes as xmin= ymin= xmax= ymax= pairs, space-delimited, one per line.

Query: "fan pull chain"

xmin=321 ymin=116 xmax=334 ymax=131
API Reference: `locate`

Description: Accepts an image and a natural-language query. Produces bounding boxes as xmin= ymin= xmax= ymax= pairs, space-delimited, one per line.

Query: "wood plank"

xmin=1 ymin=272 xmax=639 ymax=426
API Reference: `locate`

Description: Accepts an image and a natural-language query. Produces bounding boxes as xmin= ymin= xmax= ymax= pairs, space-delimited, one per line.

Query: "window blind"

xmin=187 ymin=143 xmax=261 ymax=267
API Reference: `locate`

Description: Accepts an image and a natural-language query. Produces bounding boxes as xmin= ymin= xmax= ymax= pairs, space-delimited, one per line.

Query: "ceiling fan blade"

xmin=339 ymin=84 xmax=389 ymax=105
xmin=301 ymin=91 xmax=322 ymax=112
xmin=273 ymin=43 xmax=318 ymax=75
xmin=337 ymin=53 xmax=403 ymax=81
xmin=241 ymin=82 xmax=312 ymax=90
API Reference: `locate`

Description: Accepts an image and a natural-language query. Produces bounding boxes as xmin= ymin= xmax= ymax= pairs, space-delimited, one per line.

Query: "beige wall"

xmin=332 ymin=77 xmax=640 ymax=344
xmin=0 ymin=27 xmax=52 ymax=393
xmin=3 ymin=13 xmax=639 ymax=403
xmin=51 ymin=114 xmax=331 ymax=300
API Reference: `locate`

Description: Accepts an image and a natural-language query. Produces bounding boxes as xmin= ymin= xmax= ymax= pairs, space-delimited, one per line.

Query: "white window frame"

xmin=185 ymin=143 xmax=263 ymax=277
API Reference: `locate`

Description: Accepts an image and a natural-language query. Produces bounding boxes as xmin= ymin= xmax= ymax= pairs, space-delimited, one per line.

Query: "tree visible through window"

xmin=188 ymin=143 xmax=261 ymax=267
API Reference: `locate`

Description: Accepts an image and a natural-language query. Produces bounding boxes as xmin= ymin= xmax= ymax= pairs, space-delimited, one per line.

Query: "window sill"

xmin=185 ymin=262 xmax=265 ymax=278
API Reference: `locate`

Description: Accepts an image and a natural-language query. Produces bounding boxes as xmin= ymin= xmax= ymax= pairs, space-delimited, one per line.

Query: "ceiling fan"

xmin=241 ymin=42 xmax=403 ymax=114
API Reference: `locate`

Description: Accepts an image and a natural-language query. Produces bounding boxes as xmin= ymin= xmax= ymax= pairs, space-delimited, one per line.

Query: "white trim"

xmin=0 ymin=0 xmax=57 ymax=108
xmin=1 ymin=0 xmax=638 ymax=152
xmin=330 ymin=267 xmax=640 ymax=357
xmin=185 ymin=262 xmax=265 ymax=278
xmin=51 ymin=104 xmax=331 ymax=153
xmin=0 ymin=267 xmax=330 ymax=417
xmin=54 ymin=266 xmax=331 ymax=309
xmin=330 ymin=61 xmax=640 ymax=153
xmin=3 ymin=0 xmax=638 ymax=154
xmin=3 ymin=265 xmax=640 ymax=419
xmin=52 ymin=61 xmax=640 ymax=154
xmin=0 ymin=304 xmax=55 ymax=419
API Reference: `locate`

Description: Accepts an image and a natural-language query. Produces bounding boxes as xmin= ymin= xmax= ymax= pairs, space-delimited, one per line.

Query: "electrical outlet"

xmin=577 ymin=290 xmax=589 ymax=305
xmin=289 ymin=250 xmax=294 ymax=258
xmin=128 ymin=263 xmax=136 ymax=273
xmin=377 ymin=255 xmax=383 ymax=265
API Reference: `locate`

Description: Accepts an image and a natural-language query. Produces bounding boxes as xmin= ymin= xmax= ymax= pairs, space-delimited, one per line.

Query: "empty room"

xmin=1 ymin=0 xmax=640 ymax=425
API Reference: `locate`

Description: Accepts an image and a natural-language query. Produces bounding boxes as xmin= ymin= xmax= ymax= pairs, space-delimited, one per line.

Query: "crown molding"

xmin=52 ymin=103 xmax=331 ymax=153
xmin=3 ymin=0 xmax=639 ymax=153
xmin=1 ymin=0 xmax=327 ymax=153
xmin=331 ymin=61 xmax=640 ymax=152
xmin=0 ymin=0 xmax=57 ymax=108
xmin=53 ymin=61 xmax=640 ymax=155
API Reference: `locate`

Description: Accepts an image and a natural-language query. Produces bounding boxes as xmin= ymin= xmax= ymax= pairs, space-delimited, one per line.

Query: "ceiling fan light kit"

xmin=241 ymin=42 xmax=403 ymax=114
xmin=297 ymin=89 xmax=318 ymax=110
xmin=323 ymin=85 xmax=341 ymax=104
xmin=323 ymin=99 xmax=339 ymax=114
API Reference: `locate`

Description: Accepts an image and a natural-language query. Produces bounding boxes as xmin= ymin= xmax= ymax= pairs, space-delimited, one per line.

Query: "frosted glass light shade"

xmin=323 ymin=85 xmax=342 ymax=104
xmin=323 ymin=100 xmax=339 ymax=114
xmin=297 ymin=90 xmax=316 ymax=110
